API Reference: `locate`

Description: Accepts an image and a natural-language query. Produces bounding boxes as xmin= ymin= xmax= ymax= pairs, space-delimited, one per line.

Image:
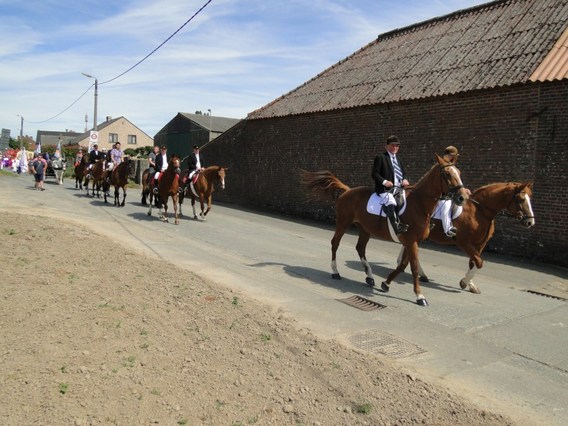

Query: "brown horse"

xmin=147 ymin=156 xmax=181 ymax=224
xmin=141 ymin=168 xmax=154 ymax=206
xmin=397 ymin=182 xmax=535 ymax=293
xmin=84 ymin=160 xmax=108 ymax=198
xmin=104 ymin=158 xmax=132 ymax=207
xmin=74 ymin=156 xmax=88 ymax=190
xmin=302 ymin=155 xmax=469 ymax=306
xmin=179 ymin=166 xmax=227 ymax=220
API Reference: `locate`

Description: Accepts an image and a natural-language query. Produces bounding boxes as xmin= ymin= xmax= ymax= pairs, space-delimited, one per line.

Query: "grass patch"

xmin=354 ymin=402 xmax=372 ymax=414
xmin=59 ymin=383 xmax=69 ymax=394
xmin=260 ymin=333 xmax=272 ymax=342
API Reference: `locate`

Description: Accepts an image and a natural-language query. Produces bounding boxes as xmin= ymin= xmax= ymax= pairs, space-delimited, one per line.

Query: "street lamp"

xmin=207 ymin=109 xmax=212 ymax=141
xmin=16 ymin=114 xmax=24 ymax=149
xmin=82 ymin=73 xmax=98 ymax=131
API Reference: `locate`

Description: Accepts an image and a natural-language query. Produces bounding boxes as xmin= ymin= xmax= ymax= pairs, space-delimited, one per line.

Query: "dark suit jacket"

xmin=155 ymin=153 xmax=170 ymax=172
xmin=89 ymin=150 xmax=101 ymax=164
xmin=371 ymin=151 xmax=407 ymax=194
xmin=187 ymin=152 xmax=204 ymax=172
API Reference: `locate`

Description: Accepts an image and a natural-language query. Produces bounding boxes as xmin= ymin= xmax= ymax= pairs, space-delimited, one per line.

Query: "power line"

xmin=101 ymin=0 xmax=213 ymax=85
xmin=24 ymin=0 xmax=213 ymax=125
xmin=24 ymin=84 xmax=94 ymax=124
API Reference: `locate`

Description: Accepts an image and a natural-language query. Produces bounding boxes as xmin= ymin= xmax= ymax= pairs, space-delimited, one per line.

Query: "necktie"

xmin=392 ymin=156 xmax=403 ymax=184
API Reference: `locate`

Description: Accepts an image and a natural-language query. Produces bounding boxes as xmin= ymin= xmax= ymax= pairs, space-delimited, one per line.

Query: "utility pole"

xmin=82 ymin=73 xmax=98 ymax=131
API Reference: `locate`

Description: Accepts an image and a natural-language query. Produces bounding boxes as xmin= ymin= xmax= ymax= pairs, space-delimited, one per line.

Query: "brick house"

xmin=203 ymin=0 xmax=568 ymax=266
xmin=72 ymin=116 xmax=153 ymax=152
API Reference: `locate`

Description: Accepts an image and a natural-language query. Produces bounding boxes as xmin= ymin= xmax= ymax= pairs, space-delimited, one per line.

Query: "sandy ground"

xmin=0 ymin=207 xmax=514 ymax=425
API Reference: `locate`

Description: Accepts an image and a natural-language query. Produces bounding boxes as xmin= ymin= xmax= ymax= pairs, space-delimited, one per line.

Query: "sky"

xmin=0 ymin=0 xmax=489 ymax=140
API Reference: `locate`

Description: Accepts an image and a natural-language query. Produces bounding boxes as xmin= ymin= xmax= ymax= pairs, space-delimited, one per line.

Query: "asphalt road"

xmin=2 ymin=173 xmax=567 ymax=426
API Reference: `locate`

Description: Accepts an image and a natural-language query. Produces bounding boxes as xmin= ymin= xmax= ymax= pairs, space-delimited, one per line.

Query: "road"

xmin=1 ymin=173 xmax=567 ymax=426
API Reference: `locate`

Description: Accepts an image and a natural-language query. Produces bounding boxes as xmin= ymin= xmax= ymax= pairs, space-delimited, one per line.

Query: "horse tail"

xmin=300 ymin=169 xmax=350 ymax=202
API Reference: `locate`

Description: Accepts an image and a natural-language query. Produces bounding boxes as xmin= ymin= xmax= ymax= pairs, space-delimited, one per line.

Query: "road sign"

xmin=89 ymin=131 xmax=99 ymax=152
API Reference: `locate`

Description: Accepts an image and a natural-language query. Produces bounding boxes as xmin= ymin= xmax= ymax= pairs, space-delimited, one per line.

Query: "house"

xmin=203 ymin=0 xmax=568 ymax=266
xmin=36 ymin=130 xmax=81 ymax=148
xmin=72 ymin=116 xmax=153 ymax=151
xmin=153 ymin=113 xmax=241 ymax=159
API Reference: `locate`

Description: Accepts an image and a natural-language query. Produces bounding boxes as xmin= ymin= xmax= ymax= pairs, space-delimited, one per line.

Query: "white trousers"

xmin=438 ymin=199 xmax=453 ymax=232
xmin=377 ymin=192 xmax=396 ymax=207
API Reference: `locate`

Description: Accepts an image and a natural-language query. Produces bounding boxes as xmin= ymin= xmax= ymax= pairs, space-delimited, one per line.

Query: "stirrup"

xmin=445 ymin=226 xmax=457 ymax=237
xmin=395 ymin=222 xmax=409 ymax=235
xmin=153 ymin=187 xmax=158 ymax=195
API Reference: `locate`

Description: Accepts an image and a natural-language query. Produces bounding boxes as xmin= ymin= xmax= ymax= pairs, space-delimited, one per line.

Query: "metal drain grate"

xmin=338 ymin=295 xmax=386 ymax=311
xmin=526 ymin=290 xmax=567 ymax=301
xmin=348 ymin=329 xmax=427 ymax=359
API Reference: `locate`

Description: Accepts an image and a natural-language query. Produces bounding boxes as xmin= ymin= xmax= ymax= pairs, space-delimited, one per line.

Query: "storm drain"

xmin=338 ymin=295 xmax=385 ymax=311
xmin=348 ymin=329 xmax=427 ymax=359
xmin=526 ymin=290 xmax=567 ymax=301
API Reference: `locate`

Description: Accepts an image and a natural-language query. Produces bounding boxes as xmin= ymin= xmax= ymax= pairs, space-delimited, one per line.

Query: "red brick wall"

xmin=204 ymin=80 xmax=567 ymax=266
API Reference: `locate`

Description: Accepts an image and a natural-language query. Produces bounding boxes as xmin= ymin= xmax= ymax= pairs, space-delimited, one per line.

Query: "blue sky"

xmin=0 ymin=0 xmax=488 ymax=140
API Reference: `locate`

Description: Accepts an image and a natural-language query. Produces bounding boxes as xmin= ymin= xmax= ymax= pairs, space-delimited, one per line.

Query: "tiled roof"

xmin=249 ymin=0 xmax=568 ymax=120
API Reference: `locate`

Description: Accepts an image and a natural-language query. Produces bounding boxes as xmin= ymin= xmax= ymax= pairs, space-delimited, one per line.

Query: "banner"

xmin=88 ymin=131 xmax=99 ymax=152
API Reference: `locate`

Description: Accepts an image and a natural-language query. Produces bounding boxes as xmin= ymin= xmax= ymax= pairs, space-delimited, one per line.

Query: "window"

xmin=127 ymin=134 xmax=137 ymax=145
xmin=109 ymin=133 xmax=118 ymax=143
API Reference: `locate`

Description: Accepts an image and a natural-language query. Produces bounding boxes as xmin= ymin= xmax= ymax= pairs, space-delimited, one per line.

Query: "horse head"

xmin=217 ymin=167 xmax=227 ymax=190
xmin=507 ymin=182 xmax=535 ymax=228
xmin=435 ymin=154 xmax=468 ymax=206
xmin=169 ymin=156 xmax=181 ymax=173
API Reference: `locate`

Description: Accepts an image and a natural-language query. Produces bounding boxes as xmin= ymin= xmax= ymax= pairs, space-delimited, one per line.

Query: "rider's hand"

xmin=401 ymin=179 xmax=409 ymax=187
xmin=385 ymin=181 xmax=393 ymax=188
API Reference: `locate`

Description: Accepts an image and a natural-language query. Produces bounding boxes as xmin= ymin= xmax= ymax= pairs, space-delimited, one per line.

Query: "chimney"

xmin=106 ymin=116 xmax=112 ymax=122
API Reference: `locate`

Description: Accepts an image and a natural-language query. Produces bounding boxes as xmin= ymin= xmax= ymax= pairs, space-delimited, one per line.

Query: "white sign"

xmin=88 ymin=131 xmax=99 ymax=152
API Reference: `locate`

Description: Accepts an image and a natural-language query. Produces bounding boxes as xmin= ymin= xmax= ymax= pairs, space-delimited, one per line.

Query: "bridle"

xmin=439 ymin=164 xmax=464 ymax=204
xmin=501 ymin=187 xmax=535 ymax=226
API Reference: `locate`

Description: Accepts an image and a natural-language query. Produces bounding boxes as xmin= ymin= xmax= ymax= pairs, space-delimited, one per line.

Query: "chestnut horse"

xmin=397 ymin=181 xmax=535 ymax=293
xmin=179 ymin=166 xmax=227 ymax=220
xmin=147 ymin=156 xmax=181 ymax=224
xmin=104 ymin=158 xmax=132 ymax=207
xmin=302 ymin=155 xmax=469 ymax=306
xmin=74 ymin=156 xmax=88 ymax=190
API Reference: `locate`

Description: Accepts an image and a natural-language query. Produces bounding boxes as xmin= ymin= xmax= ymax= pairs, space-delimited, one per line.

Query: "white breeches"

xmin=438 ymin=200 xmax=452 ymax=232
xmin=377 ymin=192 xmax=396 ymax=206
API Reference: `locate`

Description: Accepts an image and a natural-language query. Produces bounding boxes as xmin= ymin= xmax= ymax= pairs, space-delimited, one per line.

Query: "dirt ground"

xmin=0 ymin=210 xmax=514 ymax=425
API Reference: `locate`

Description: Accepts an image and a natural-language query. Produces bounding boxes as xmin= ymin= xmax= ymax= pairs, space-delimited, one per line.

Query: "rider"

xmin=107 ymin=142 xmax=124 ymax=174
xmin=187 ymin=145 xmax=205 ymax=183
xmin=147 ymin=145 xmax=159 ymax=186
xmin=436 ymin=146 xmax=471 ymax=237
xmin=74 ymin=148 xmax=83 ymax=168
xmin=153 ymin=145 xmax=170 ymax=194
xmin=371 ymin=135 xmax=410 ymax=235
xmin=86 ymin=143 xmax=102 ymax=178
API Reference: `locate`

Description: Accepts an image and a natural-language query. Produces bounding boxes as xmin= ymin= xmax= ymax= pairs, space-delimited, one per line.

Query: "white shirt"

xmin=160 ymin=153 xmax=168 ymax=171
xmin=195 ymin=153 xmax=201 ymax=169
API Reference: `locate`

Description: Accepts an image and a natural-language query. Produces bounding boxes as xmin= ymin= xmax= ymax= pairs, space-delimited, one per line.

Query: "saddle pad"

xmin=366 ymin=193 xmax=407 ymax=217
xmin=432 ymin=204 xmax=463 ymax=220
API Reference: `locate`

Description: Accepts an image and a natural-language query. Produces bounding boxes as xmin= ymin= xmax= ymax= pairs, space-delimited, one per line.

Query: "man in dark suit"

xmin=371 ymin=135 xmax=410 ymax=234
xmin=187 ymin=145 xmax=205 ymax=183
xmin=86 ymin=143 xmax=101 ymax=178
xmin=153 ymin=145 xmax=170 ymax=194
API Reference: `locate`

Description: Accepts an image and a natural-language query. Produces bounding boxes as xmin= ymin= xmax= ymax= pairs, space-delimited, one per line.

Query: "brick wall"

xmin=204 ymin=80 xmax=568 ymax=267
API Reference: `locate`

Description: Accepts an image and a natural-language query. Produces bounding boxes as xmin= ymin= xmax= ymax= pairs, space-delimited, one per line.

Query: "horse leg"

xmin=396 ymin=246 xmax=429 ymax=282
xmin=121 ymin=187 xmax=126 ymax=207
xmin=178 ymin=192 xmax=184 ymax=217
xmin=114 ymin=187 xmax=119 ymax=206
xmin=203 ymin=195 xmax=213 ymax=218
xmin=382 ymin=246 xmax=411 ymax=293
xmin=191 ymin=197 xmax=198 ymax=220
xmin=173 ymin=195 xmax=179 ymax=225
xmin=199 ymin=196 xmax=206 ymax=220
xmin=459 ymin=251 xmax=483 ymax=294
xmin=355 ymin=229 xmax=375 ymax=287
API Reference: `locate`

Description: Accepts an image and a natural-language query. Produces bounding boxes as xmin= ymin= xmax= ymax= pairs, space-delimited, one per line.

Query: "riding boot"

xmin=384 ymin=205 xmax=409 ymax=235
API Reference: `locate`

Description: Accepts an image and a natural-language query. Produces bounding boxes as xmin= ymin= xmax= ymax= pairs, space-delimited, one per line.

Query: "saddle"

xmin=366 ymin=188 xmax=407 ymax=217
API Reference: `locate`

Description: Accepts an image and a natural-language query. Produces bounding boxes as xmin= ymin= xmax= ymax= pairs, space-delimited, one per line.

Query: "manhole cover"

xmin=348 ymin=329 xmax=427 ymax=359
xmin=338 ymin=295 xmax=385 ymax=311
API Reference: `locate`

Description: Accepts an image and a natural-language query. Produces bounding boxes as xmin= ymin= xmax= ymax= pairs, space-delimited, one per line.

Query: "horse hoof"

xmin=381 ymin=281 xmax=390 ymax=292
xmin=331 ymin=273 xmax=341 ymax=280
xmin=416 ymin=298 xmax=429 ymax=307
xmin=420 ymin=275 xmax=429 ymax=283
xmin=365 ymin=277 xmax=375 ymax=287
